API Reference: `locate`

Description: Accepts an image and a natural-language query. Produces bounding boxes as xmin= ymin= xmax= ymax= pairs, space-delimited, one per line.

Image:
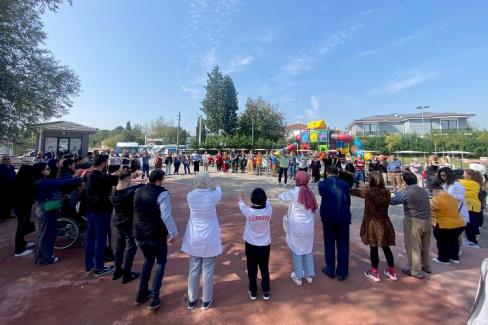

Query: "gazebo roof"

xmin=37 ymin=121 xmax=98 ymax=133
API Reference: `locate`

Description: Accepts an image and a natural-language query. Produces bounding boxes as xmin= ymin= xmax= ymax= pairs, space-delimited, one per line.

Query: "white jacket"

xmin=279 ymin=187 xmax=315 ymax=255
xmin=239 ymin=200 xmax=272 ymax=246
xmin=181 ymin=187 xmax=223 ymax=257
xmin=443 ymin=181 xmax=469 ymax=223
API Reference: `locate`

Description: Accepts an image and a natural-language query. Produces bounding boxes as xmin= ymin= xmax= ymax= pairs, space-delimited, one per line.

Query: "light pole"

xmin=416 ymin=106 xmax=429 ymax=135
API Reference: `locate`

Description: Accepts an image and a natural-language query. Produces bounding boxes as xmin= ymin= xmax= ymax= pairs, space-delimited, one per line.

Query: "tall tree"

xmin=201 ymin=66 xmax=224 ymax=134
xmin=0 ymin=0 xmax=81 ymax=139
xmin=238 ymin=97 xmax=286 ymax=142
xmin=222 ymin=75 xmax=239 ymax=135
xmin=200 ymin=65 xmax=239 ymax=135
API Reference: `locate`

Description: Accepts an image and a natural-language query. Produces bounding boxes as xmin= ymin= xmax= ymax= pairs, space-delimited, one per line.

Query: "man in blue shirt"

xmin=318 ymin=166 xmax=351 ymax=281
xmin=387 ymin=153 xmax=403 ymax=191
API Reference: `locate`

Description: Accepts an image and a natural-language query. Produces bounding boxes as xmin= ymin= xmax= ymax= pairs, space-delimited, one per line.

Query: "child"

xmin=238 ymin=188 xmax=272 ymax=301
xmin=279 ymin=171 xmax=318 ymax=285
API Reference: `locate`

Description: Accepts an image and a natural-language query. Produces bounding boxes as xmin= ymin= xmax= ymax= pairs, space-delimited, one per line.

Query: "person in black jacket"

xmin=336 ymin=155 xmax=355 ymax=188
xmin=133 ymin=169 xmax=178 ymax=311
xmin=110 ymin=169 xmax=143 ymax=283
xmin=84 ymin=155 xmax=118 ymax=276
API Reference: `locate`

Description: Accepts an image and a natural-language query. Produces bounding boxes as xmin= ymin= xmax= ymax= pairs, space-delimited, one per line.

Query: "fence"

xmin=0 ymin=140 xmax=37 ymax=156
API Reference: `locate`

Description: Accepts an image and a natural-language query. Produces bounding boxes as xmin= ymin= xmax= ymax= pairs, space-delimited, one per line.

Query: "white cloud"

xmin=371 ymin=69 xmax=441 ymax=95
xmin=224 ymin=55 xmax=255 ymax=73
xmin=305 ymin=96 xmax=321 ymax=120
xmin=354 ymin=31 xmax=424 ymax=60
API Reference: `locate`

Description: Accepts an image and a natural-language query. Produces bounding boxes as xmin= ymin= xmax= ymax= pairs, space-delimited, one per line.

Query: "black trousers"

xmin=433 ymin=225 xmax=465 ymax=262
xmin=245 ymin=242 xmax=270 ymax=294
xmin=137 ymin=239 xmax=168 ymax=299
xmin=173 ymin=163 xmax=181 ymax=174
xmin=322 ymin=220 xmax=349 ymax=277
xmin=278 ymin=167 xmax=288 ymax=184
xmin=193 ymin=161 xmax=200 ymax=172
xmin=370 ymin=246 xmax=394 ymax=269
xmin=465 ymin=211 xmax=483 ymax=244
xmin=114 ymin=228 xmax=137 ymax=274
xmin=14 ymin=206 xmax=29 ymax=254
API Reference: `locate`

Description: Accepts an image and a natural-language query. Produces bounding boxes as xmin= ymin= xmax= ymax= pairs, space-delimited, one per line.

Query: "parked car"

xmin=11 ymin=150 xmax=37 ymax=168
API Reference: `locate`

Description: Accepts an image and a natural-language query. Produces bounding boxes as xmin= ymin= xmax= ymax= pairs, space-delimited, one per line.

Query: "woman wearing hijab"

xmin=279 ymin=171 xmax=318 ymax=286
xmin=181 ymin=172 xmax=222 ymax=310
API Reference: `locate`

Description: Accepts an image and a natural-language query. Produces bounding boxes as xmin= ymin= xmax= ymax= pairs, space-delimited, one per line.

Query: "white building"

xmin=345 ymin=112 xmax=475 ymax=136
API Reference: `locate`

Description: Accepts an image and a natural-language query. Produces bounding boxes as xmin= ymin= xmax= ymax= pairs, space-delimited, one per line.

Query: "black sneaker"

xmin=187 ymin=299 xmax=197 ymax=310
xmin=147 ymin=297 xmax=160 ymax=311
xmin=263 ymin=292 xmax=270 ymax=301
xmin=134 ymin=290 xmax=151 ymax=306
xmin=112 ymin=269 xmax=124 ymax=280
xmin=94 ymin=265 xmax=115 ymax=277
xmin=248 ymin=291 xmax=257 ymax=301
xmin=122 ymin=272 xmax=140 ymax=284
xmin=202 ymin=298 xmax=213 ymax=310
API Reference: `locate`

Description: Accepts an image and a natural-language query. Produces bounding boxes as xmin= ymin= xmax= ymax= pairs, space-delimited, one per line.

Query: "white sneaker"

xmin=304 ymin=275 xmax=313 ymax=284
xmin=15 ymin=249 xmax=33 ymax=257
xmin=432 ymin=257 xmax=450 ymax=265
xmin=290 ymin=272 xmax=302 ymax=286
xmin=464 ymin=241 xmax=480 ymax=248
xmin=450 ymin=259 xmax=460 ymax=264
xmin=25 ymin=242 xmax=35 ymax=249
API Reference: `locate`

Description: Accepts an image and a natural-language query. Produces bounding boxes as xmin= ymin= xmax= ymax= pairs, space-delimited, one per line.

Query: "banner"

xmin=310 ymin=131 xmax=318 ymax=143
xmin=300 ymin=131 xmax=310 ymax=143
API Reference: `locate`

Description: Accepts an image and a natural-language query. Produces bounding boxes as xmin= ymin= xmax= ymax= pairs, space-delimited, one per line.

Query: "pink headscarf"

xmin=295 ymin=171 xmax=318 ymax=213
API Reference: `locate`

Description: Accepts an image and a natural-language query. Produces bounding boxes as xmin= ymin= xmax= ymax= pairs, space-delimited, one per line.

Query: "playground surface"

xmin=0 ymin=171 xmax=486 ymax=325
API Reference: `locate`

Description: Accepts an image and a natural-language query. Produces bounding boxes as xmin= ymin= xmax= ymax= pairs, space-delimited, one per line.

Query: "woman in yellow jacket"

xmin=459 ymin=169 xmax=483 ymax=247
xmin=430 ymin=180 xmax=465 ymax=265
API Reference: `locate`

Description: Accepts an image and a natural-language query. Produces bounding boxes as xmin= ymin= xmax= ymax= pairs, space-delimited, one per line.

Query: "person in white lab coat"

xmin=181 ymin=172 xmax=222 ymax=310
xmin=279 ymin=171 xmax=318 ymax=286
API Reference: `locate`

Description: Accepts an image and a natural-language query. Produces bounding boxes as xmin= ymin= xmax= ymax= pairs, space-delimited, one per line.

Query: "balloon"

xmin=319 ymin=144 xmax=328 ymax=152
xmin=286 ymin=144 xmax=296 ymax=152
xmin=353 ymin=137 xmax=363 ymax=150
xmin=336 ymin=141 xmax=345 ymax=148
xmin=338 ymin=133 xmax=353 ymax=143
xmin=364 ymin=152 xmax=371 ymax=161
xmin=295 ymin=134 xmax=301 ymax=142
xmin=331 ymin=133 xmax=339 ymax=141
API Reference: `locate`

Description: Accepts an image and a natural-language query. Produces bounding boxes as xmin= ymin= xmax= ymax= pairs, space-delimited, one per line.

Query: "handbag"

xmin=43 ymin=200 xmax=61 ymax=212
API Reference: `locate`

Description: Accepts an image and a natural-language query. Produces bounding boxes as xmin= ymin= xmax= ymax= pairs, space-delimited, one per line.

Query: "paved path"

xmin=0 ymin=169 xmax=486 ymax=324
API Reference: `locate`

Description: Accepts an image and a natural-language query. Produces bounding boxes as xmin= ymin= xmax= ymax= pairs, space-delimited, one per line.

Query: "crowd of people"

xmin=0 ymin=147 xmax=486 ymax=314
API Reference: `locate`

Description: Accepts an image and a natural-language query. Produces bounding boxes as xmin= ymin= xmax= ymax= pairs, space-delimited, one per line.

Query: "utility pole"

xmin=251 ymin=117 xmax=255 ymax=150
xmin=176 ymin=112 xmax=181 ymax=152
xmin=198 ymin=115 xmax=202 ymax=146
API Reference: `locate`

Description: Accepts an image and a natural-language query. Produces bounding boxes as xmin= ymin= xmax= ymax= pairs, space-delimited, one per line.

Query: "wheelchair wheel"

xmin=55 ymin=218 xmax=80 ymax=250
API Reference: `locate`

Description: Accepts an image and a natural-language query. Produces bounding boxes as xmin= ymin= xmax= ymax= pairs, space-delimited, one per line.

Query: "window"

xmin=441 ymin=120 xmax=457 ymax=130
xmin=363 ymin=124 xmax=373 ymax=133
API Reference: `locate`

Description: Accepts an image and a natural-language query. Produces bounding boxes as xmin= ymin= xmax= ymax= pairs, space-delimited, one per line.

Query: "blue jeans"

xmin=35 ymin=208 xmax=58 ymax=265
xmin=142 ymin=164 xmax=150 ymax=177
xmin=354 ymin=170 xmax=365 ymax=185
xmin=85 ymin=212 xmax=111 ymax=271
xmin=288 ymin=165 xmax=296 ymax=179
xmin=292 ymin=252 xmax=315 ymax=278
xmin=137 ymin=239 xmax=167 ymax=299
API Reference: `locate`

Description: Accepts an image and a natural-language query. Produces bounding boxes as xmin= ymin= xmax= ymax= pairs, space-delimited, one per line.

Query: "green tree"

xmin=238 ymin=97 xmax=286 ymax=143
xmin=200 ymin=66 xmax=239 ymax=135
xmin=0 ymin=0 xmax=81 ymax=139
xmin=222 ymin=75 xmax=239 ymax=135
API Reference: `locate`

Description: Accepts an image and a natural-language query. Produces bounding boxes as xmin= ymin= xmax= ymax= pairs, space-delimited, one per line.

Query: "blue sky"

xmin=42 ymin=0 xmax=488 ymax=134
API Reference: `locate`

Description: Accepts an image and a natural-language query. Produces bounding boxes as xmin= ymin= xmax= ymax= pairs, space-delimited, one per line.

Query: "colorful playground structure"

xmin=280 ymin=119 xmax=371 ymax=160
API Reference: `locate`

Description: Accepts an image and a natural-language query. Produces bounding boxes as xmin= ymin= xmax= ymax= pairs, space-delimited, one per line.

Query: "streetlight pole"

xmin=251 ymin=117 xmax=255 ymax=151
xmin=416 ymin=105 xmax=429 ymax=135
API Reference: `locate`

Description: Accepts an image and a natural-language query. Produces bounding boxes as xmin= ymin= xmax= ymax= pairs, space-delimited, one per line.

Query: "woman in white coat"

xmin=279 ymin=171 xmax=318 ymax=286
xmin=181 ymin=172 xmax=222 ymax=310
